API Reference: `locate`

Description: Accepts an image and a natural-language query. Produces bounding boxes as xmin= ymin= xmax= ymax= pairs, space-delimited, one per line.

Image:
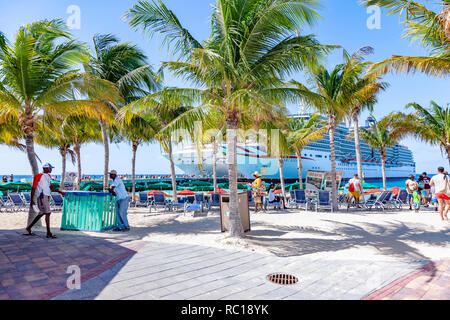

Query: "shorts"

xmin=435 ymin=193 xmax=450 ymax=201
xmin=37 ymin=194 xmax=51 ymax=215
xmin=349 ymin=191 xmax=360 ymax=198
xmin=423 ymin=189 xmax=431 ymax=197
xmin=432 ymin=198 xmax=438 ymax=204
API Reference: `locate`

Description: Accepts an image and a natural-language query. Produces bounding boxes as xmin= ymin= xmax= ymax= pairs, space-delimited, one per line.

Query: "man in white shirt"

xmin=109 ymin=170 xmax=130 ymax=232
xmin=430 ymin=167 xmax=450 ymax=221
xmin=348 ymin=174 xmax=364 ymax=208
xmin=25 ymin=163 xmax=65 ymax=239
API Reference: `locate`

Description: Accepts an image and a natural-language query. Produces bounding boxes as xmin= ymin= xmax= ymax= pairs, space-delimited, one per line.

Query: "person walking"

xmin=348 ymin=174 xmax=364 ymax=209
xmin=249 ymin=171 xmax=265 ymax=213
xmin=405 ymin=175 xmax=419 ymax=210
xmin=25 ymin=163 xmax=65 ymax=239
xmin=430 ymin=167 xmax=450 ymax=222
xmin=108 ymin=170 xmax=131 ymax=232
xmin=418 ymin=172 xmax=432 ymax=207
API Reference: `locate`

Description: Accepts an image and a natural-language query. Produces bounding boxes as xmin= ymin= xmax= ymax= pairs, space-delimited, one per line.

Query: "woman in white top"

xmin=430 ymin=167 xmax=450 ymax=222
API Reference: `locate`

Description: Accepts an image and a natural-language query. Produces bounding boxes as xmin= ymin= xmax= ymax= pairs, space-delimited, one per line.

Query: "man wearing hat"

xmin=250 ymin=171 xmax=265 ymax=213
xmin=108 ymin=170 xmax=130 ymax=232
xmin=25 ymin=163 xmax=65 ymax=239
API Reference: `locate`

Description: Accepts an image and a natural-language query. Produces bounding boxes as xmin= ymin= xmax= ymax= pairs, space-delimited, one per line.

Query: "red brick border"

xmin=363 ymin=260 xmax=444 ymax=300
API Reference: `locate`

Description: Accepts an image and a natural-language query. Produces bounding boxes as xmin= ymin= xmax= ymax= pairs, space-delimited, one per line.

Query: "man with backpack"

xmin=430 ymin=167 xmax=450 ymax=222
xmin=348 ymin=174 xmax=363 ymax=209
xmin=24 ymin=163 xmax=65 ymax=239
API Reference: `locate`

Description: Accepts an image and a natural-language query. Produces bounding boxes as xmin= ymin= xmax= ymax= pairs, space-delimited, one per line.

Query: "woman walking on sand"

xmin=249 ymin=172 xmax=265 ymax=213
xmin=430 ymin=167 xmax=450 ymax=222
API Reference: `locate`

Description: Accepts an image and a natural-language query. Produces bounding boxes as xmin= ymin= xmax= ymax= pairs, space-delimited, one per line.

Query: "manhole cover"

xmin=267 ymin=273 xmax=299 ymax=285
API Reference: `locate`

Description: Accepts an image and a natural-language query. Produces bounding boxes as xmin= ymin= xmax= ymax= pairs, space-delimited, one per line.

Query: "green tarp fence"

xmin=61 ymin=192 xmax=117 ymax=232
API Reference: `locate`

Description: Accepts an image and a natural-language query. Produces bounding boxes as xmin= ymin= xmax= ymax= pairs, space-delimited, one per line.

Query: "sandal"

xmin=23 ymin=232 xmax=37 ymax=236
xmin=46 ymin=234 xmax=57 ymax=239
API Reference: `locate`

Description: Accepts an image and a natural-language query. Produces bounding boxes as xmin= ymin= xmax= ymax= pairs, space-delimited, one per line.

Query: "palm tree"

xmin=286 ymin=114 xmax=327 ymax=189
xmin=361 ymin=0 xmax=450 ymax=77
xmin=0 ymin=20 xmax=120 ymax=225
xmin=403 ymin=101 xmax=450 ymax=165
xmin=358 ymin=114 xmax=410 ymax=190
xmin=124 ymin=0 xmax=329 ymax=237
xmin=84 ymin=34 xmax=159 ymax=190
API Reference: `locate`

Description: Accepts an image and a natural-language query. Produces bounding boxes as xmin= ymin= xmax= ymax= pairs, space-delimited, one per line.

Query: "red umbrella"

xmin=389 ymin=186 xmax=401 ymax=196
xmin=147 ymin=190 xmax=167 ymax=196
xmin=208 ymin=188 xmax=227 ymax=194
xmin=364 ymin=188 xmax=384 ymax=195
xmin=177 ymin=188 xmax=195 ymax=196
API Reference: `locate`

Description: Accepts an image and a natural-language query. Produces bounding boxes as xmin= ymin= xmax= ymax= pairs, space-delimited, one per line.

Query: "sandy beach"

xmin=3 ymin=206 xmax=449 ymax=263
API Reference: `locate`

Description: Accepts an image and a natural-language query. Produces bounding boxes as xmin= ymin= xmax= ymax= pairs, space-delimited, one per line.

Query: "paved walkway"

xmin=53 ymin=241 xmax=428 ymax=300
xmin=0 ymin=230 xmax=145 ymax=300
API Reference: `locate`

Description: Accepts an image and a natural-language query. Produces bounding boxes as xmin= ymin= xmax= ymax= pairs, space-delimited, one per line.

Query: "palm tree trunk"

xmin=167 ymin=138 xmax=178 ymax=204
xmin=278 ymin=158 xmax=287 ymax=205
xmin=60 ymin=148 xmax=67 ymax=191
xmin=227 ymin=118 xmax=244 ymax=238
xmin=381 ymin=150 xmax=387 ymax=191
xmin=100 ymin=121 xmax=109 ymax=191
xmin=446 ymin=146 xmax=450 ymax=167
xmin=296 ymin=151 xmax=303 ymax=190
xmin=74 ymin=142 xmax=82 ymax=191
xmin=329 ymin=116 xmax=338 ymax=212
xmin=25 ymin=134 xmax=41 ymax=227
xmin=213 ymin=141 xmax=218 ymax=192
xmin=131 ymin=141 xmax=138 ymax=206
xmin=353 ymin=114 xmax=364 ymax=180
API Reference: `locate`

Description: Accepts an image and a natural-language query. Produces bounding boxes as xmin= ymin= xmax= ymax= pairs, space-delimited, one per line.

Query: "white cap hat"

xmin=43 ymin=163 xmax=55 ymax=169
xmin=109 ymin=170 xmax=118 ymax=175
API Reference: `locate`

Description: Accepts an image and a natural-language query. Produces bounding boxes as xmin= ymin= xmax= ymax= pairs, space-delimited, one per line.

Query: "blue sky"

xmin=0 ymin=0 xmax=449 ymax=176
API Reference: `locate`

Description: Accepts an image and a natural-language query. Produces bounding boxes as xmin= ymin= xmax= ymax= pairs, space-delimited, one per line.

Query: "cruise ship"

xmin=166 ymin=115 xmax=416 ymax=181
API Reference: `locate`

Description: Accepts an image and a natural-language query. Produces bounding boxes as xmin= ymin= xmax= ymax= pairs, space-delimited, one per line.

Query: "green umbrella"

xmin=0 ymin=182 xmax=32 ymax=192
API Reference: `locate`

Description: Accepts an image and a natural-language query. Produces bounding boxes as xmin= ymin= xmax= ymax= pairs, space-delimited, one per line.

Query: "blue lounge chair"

xmin=363 ymin=191 xmax=393 ymax=211
xmin=247 ymin=190 xmax=256 ymax=207
xmin=195 ymin=194 xmax=208 ymax=211
xmin=208 ymin=193 xmax=221 ymax=210
xmin=8 ymin=193 xmax=27 ymax=211
xmin=150 ymin=193 xmax=171 ymax=212
xmin=22 ymin=192 xmax=31 ymax=205
xmin=50 ymin=193 xmax=64 ymax=210
xmin=171 ymin=197 xmax=186 ymax=212
xmin=315 ymin=191 xmax=333 ymax=212
xmin=136 ymin=192 xmax=150 ymax=207
xmin=392 ymin=190 xmax=408 ymax=209
xmin=291 ymin=190 xmax=309 ymax=211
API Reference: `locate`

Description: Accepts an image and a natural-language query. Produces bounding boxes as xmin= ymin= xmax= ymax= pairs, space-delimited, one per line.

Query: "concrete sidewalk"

xmin=53 ymin=241 xmax=429 ymax=300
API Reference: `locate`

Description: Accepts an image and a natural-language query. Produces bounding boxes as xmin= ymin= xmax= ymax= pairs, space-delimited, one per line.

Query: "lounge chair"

xmin=150 ymin=193 xmax=171 ymax=212
xmin=184 ymin=202 xmax=203 ymax=217
xmin=363 ymin=191 xmax=393 ymax=211
xmin=314 ymin=191 xmax=333 ymax=212
xmin=8 ymin=193 xmax=27 ymax=211
xmin=0 ymin=197 xmax=12 ymax=212
xmin=22 ymin=192 xmax=31 ymax=205
xmin=50 ymin=193 xmax=64 ymax=211
xmin=264 ymin=197 xmax=282 ymax=211
xmin=290 ymin=190 xmax=309 ymax=211
xmin=195 ymin=194 xmax=208 ymax=211
xmin=392 ymin=190 xmax=408 ymax=209
xmin=208 ymin=193 xmax=221 ymax=210
xmin=247 ymin=190 xmax=256 ymax=208
xmin=136 ymin=192 xmax=150 ymax=207
xmin=171 ymin=197 xmax=187 ymax=212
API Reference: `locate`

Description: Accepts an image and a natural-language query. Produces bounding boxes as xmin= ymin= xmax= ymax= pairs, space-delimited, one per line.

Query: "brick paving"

xmin=0 ymin=230 xmax=146 ymax=300
xmin=364 ymin=259 xmax=450 ymax=300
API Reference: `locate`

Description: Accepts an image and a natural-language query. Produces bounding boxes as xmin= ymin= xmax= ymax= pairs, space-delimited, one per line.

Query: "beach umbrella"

xmin=147 ymin=190 xmax=167 ymax=196
xmin=389 ymin=186 xmax=401 ymax=196
xmin=0 ymin=182 xmax=32 ymax=192
xmin=177 ymin=188 xmax=195 ymax=196
xmin=364 ymin=188 xmax=384 ymax=195
xmin=149 ymin=182 xmax=174 ymax=190
xmin=208 ymin=188 xmax=227 ymax=194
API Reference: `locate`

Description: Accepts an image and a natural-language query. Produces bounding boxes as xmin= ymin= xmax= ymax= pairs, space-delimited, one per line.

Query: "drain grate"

xmin=267 ymin=273 xmax=299 ymax=285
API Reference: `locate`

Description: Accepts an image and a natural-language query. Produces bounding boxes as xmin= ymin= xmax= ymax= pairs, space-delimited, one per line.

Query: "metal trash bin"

xmin=61 ymin=192 xmax=117 ymax=232
xmin=220 ymin=192 xmax=250 ymax=233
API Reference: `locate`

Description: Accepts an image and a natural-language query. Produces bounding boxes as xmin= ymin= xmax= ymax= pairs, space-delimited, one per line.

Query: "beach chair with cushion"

xmin=8 ymin=193 xmax=27 ymax=211
xmin=208 ymin=193 xmax=221 ymax=210
xmin=290 ymin=190 xmax=309 ymax=211
xmin=264 ymin=197 xmax=282 ymax=211
xmin=392 ymin=190 xmax=408 ymax=209
xmin=287 ymin=191 xmax=296 ymax=208
xmin=184 ymin=202 xmax=203 ymax=217
xmin=314 ymin=191 xmax=333 ymax=212
xmin=50 ymin=193 xmax=64 ymax=211
xmin=22 ymin=192 xmax=31 ymax=206
xmin=136 ymin=192 xmax=150 ymax=208
xmin=150 ymin=193 xmax=171 ymax=212
xmin=171 ymin=197 xmax=186 ymax=212
xmin=195 ymin=194 xmax=208 ymax=211
xmin=363 ymin=191 xmax=392 ymax=211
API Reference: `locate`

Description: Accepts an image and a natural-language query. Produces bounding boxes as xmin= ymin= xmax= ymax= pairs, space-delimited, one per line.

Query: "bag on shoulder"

xmin=348 ymin=183 xmax=355 ymax=193
xmin=437 ymin=175 xmax=450 ymax=196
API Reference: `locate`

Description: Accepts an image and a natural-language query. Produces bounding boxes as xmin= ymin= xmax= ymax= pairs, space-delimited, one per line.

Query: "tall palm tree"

xmin=361 ymin=0 xmax=450 ymax=77
xmin=286 ymin=114 xmax=327 ymax=189
xmin=358 ymin=114 xmax=411 ymax=190
xmin=0 ymin=20 xmax=119 ymax=225
xmin=84 ymin=34 xmax=159 ymax=190
xmin=403 ymin=101 xmax=450 ymax=165
xmin=124 ymin=0 xmax=330 ymax=237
